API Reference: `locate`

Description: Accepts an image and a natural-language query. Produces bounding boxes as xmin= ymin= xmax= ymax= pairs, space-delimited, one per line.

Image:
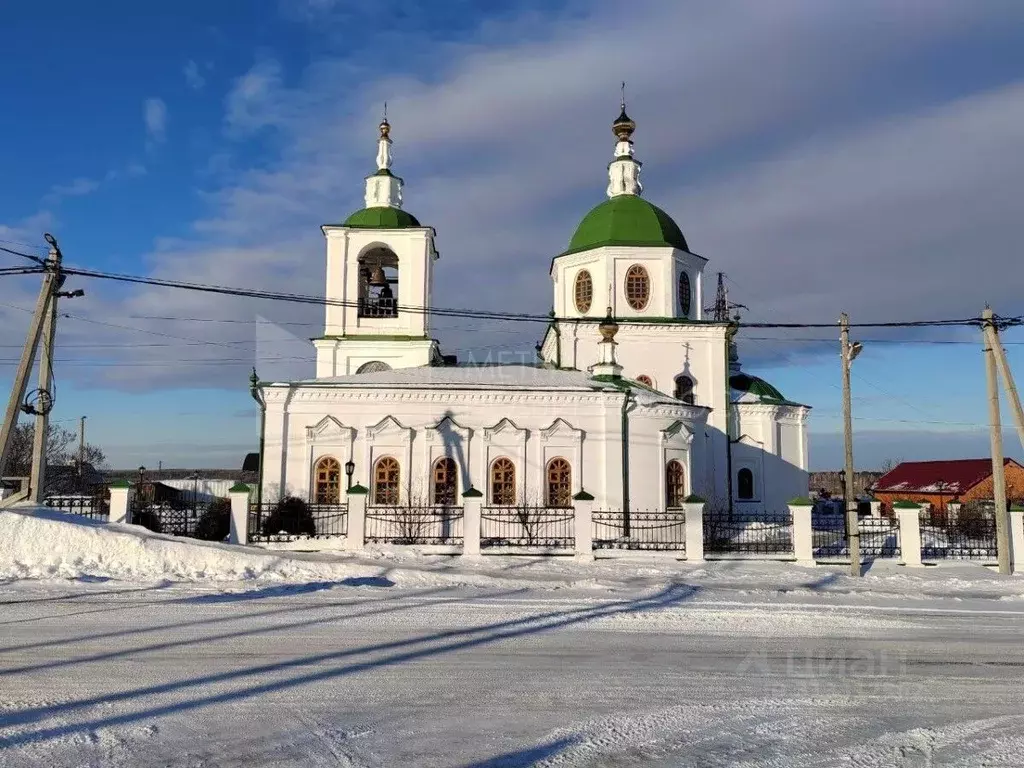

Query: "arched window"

xmin=546 ymin=458 xmax=572 ymax=508
xmin=666 ymin=460 xmax=686 ymax=507
xmin=737 ymin=468 xmax=755 ymax=500
xmin=574 ymin=270 xmax=593 ymax=314
xmin=624 ymin=264 xmax=650 ymax=310
xmin=674 ymin=375 xmax=695 ymax=405
xmin=636 ymin=374 xmax=653 ymax=387
xmin=678 ymin=272 xmax=691 ymax=317
xmin=314 ymin=456 xmax=341 ymax=504
xmin=432 ymin=457 xmax=457 ymax=506
xmin=490 ymin=457 xmax=516 ymax=506
xmin=357 ymin=360 xmax=392 ymax=374
xmin=357 ymin=246 xmax=399 ymax=318
xmin=373 ymin=456 xmax=400 ymax=505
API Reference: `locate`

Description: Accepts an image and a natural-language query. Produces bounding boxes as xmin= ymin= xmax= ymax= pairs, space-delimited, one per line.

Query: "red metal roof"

xmin=872 ymin=458 xmax=1021 ymax=496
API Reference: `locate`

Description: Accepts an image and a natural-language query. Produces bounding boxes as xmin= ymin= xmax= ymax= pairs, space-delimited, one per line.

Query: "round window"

xmin=574 ymin=270 xmax=593 ymax=314
xmin=636 ymin=374 xmax=653 ymax=387
xmin=679 ymin=272 xmax=691 ymax=317
xmin=624 ymin=264 xmax=650 ymax=310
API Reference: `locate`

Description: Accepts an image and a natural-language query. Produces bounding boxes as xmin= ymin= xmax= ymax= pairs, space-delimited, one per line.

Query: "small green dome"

xmin=730 ymin=372 xmax=786 ymax=402
xmin=565 ymin=195 xmax=688 ymax=255
xmin=343 ymin=207 xmax=421 ymax=229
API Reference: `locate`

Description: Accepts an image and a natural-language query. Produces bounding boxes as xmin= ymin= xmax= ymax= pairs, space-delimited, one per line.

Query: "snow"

xmin=3 ymin=506 xmax=1024 ymax=766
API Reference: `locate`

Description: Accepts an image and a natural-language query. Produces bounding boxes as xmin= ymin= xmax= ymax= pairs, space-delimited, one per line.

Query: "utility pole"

xmin=982 ymin=308 xmax=1012 ymax=575
xmin=29 ymin=280 xmax=59 ymax=503
xmin=840 ymin=313 xmax=862 ymax=577
xmin=988 ymin=315 xmax=1024 ymax=454
xmin=78 ymin=416 xmax=87 ymax=485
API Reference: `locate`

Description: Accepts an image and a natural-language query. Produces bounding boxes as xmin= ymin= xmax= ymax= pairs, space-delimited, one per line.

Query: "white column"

xmin=683 ymin=500 xmax=705 ymax=562
xmin=228 ymin=484 xmax=250 ymax=545
xmin=573 ymin=492 xmax=594 ymax=560
xmin=1010 ymin=506 xmax=1023 ymax=572
xmin=896 ymin=504 xmax=923 ymax=567
xmin=108 ymin=483 xmax=130 ymax=524
xmin=463 ymin=490 xmax=482 ymax=556
xmin=869 ymin=500 xmax=882 ymax=519
xmin=789 ymin=502 xmax=814 ymax=566
xmin=346 ymin=486 xmax=367 ymax=551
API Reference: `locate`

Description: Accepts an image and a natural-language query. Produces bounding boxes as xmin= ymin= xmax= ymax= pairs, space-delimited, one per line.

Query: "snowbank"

xmin=0 ymin=507 xmax=385 ymax=584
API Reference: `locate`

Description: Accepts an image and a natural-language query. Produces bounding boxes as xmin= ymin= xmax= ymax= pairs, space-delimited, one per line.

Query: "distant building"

xmin=871 ymin=458 xmax=1024 ymax=511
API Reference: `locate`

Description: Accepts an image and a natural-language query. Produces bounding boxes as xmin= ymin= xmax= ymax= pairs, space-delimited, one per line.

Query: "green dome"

xmin=730 ymin=372 xmax=785 ymax=403
xmin=343 ymin=207 xmax=421 ymax=229
xmin=565 ymin=195 xmax=688 ymax=255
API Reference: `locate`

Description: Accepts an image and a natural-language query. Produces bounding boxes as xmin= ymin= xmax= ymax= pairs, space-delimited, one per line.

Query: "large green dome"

xmin=565 ymin=195 xmax=688 ymax=255
xmin=343 ymin=206 xmax=421 ymax=229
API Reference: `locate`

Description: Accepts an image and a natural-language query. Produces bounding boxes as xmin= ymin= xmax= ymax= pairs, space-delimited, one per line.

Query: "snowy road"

xmin=2 ymin=569 xmax=1024 ymax=767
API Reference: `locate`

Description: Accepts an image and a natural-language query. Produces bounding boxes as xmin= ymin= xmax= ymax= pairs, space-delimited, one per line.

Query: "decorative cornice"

xmin=367 ymin=415 xmax=414 ymax=443
xmin=484 ymin=417 xmax=527 ymax=441
xmin=660 ymin=419 xmax=695 ymax=446
xmin=305 ymin=415 xmax=356 ymax=443
xmin=540 ymin=417 xmax=584 ymax=443
xmin=262 ymin=387 xmax=624 ymax=407
xmin=425 ymin=415 xmax=473 ymax=443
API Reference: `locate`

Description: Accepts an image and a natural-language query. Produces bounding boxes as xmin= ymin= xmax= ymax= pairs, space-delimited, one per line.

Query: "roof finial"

xmin=620 ymin=80 xmax=626 ymax=111
xmin=612 ymin=84 xmax=635 ymax=142
xmin=379 ymin=101 xmax=390 ymax=139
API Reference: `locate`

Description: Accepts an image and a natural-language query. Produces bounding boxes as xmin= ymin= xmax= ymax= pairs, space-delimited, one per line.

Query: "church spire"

xmin=606 ymin=83 xmax=643 ymax=198
xmin=364 ymin=106 xmax=404 ymax=209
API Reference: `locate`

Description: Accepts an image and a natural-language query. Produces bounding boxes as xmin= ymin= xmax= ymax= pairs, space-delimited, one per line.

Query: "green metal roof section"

xmin=729 ymin=372 xmax=786 ymax=402
xmin=342 ymin=207 xmax=422 ymax=229
xmin=564 ymin=195 xmax=688 ymax=255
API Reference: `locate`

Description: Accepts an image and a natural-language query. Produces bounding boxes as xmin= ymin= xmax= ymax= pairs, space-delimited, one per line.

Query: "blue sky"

xmin=2 ymin=0 xmax=1024 ymax=471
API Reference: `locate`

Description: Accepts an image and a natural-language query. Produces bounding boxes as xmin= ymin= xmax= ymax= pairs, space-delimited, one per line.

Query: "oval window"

xmin=574 ymin=270 xmax=593 ymax=313
xmin=624 ymin=264 xmax=650 ymax=310
xmin=636 ymin=374 xmax=653 ymax=387
xmin=679 ymin=272 xmax=691 ymax=317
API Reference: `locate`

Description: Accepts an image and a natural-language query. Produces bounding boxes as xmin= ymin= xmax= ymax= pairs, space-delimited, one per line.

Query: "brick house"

xmin=871 ymin=458 xmax=1024 ymax=511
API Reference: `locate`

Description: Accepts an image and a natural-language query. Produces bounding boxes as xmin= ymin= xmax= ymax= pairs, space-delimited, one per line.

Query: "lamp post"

xmin=345 ymin=459 xmax=355 ymax=491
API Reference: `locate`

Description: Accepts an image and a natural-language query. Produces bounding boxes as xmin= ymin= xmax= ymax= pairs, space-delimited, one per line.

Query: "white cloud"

xmin=48 ymin=177 xmax=100 ymax=199
xmin=144 ymin=98 xmax=167 ymax=145
xmin=224 ymin=60 xmax=286 ymax=136
xmin=183 ymin=59 xmax=205 ymax=90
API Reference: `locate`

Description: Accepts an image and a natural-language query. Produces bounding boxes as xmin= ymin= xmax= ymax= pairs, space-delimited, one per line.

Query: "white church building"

xmin=256 ymin=105 xmax=810 ymax=513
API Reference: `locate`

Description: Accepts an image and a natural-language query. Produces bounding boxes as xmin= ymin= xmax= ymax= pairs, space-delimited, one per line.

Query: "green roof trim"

xmin=788 ymin=496 xmax=814 ymax=506
xmin=1010 ymin=503 xmax=1024 ymax=511
xmin=110 ymin=479 xmax=132 ymax=489
xmin=893 ymin=500 xmax=921 ymax=509
xmin=730 ymin=372 xmax=786 ymax=402
xmin=228 ymin=482 xmax=250 ymax=493
xmin=342 ymin=207 xmax=421 ymax=229
xmin=563 ymin=195 xmax=688 ymax=256
xmin=347 ymin=484 xmax=369 ymax=495
xmin=684 ymin=494 xmax=706 ymax=503
xmin=572 ymin=489 xmax=595 ymax=501
xmin=461 ymin=487 xmax=483 ymax=498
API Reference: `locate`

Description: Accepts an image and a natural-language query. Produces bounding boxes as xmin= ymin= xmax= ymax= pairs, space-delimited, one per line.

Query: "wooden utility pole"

xmin=982 ymin=308 xmax=1012 ymax=575
xmin=988 ymin=319 xmax=1024 ymax=453
xmin=841 ymin=313 xmax=861 ymax=577
xmin=0 ymin=244 xmax=60 ymax=488
xmin=28 ymin=286 xmax=58 ymax=503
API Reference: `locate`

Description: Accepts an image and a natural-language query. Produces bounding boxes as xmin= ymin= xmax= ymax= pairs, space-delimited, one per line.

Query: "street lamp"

xmin=345 ymin=459 xmax=355 ymax=490
xmin=138 ymin=466 xmax=146 ymax=503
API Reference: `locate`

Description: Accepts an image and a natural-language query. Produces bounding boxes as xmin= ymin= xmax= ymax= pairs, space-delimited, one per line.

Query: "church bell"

xmin=368 ymin=264 xmax=388 ymax=287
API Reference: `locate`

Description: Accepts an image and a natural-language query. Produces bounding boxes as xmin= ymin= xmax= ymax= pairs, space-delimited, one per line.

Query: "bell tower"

xmin=313 ymin=114 xmax=441 ymax=377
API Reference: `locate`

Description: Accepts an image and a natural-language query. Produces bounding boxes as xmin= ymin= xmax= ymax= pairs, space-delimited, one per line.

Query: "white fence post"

xmin=683 ymin=498 xmax=705 ymax=563
xmin=947 ymin=501 xmax=962 ymax=524
xmin=228 ymin=483 xmax=250 ymax=545
xmin=573 ymin=491 xmax=594 ymax=560
xmin=789 ymin=498 xmax=814 ymax=566
xmin=1010 ymin=505 xmax=1023 ymax=573
xmin=108 ymin=481 xmax=130 ymax=524
xmin=346 ymin=484 xmax=368 ymax=551
xmin=895 ymin=502 xmax=923 ymax=567
xmin=869 ymin=500 xmax=882 ymax=519
xmin=462 ymin=488 xmax=482 ymax=556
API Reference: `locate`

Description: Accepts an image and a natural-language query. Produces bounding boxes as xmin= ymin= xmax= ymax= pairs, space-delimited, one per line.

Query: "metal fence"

xmin=43 ymin=495 xmax=109 ymax=521
xmin=130 ymin=498 xmax=208 ymax=538
xmin=592 ymin=509 xmax=687 ymax=551
xmin=921 ymin=509 xmax=997 ymax=560
xmin=248 ymin=502 xmax=348 ymax=542
xmin=813 ymin=513 xmax=900 ymax=559
xmin=480 ymin=506 xmax=575 ymax=550
xmin=364 ymin=506 xmax=463 ymax=545
xmin=703 ymin=511 xmax=793 ymax=555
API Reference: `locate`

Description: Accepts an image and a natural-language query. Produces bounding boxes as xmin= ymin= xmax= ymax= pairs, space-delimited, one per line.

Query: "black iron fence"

xmin=703 ymin=511 xmax=793 ymax=555
xmin=813 ymin=513 xmax=900 ymax=559
xmin=592 ymin=509 xmax=687 ymax=551
xmin=43 ymin=494 xmax=109 ymax=521
xmin=248 ymin=502 xmax=348 ymax=542
xmin=481 ymin=506 xmax=575 ymax=549
xmin=130 ymin=495 xmax=217 ymax=538
xmin=364 ymin=505 xmax=463 ymax=545
xmin=921 ymin=509 xmax=997 ymax=560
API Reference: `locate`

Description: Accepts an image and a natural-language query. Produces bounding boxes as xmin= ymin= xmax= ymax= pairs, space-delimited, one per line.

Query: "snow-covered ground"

xmin=2 ymin=506 xmax=1024 ymax=766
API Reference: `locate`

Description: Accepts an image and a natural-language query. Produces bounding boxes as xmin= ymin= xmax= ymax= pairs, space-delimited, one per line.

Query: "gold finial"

xmin=613 ymin=82 xmax=635 ymax=141
xmin=599 ymin=306 xmax=619 ymax=342
xmin=379 ymin=101 xmax=390 ymax=138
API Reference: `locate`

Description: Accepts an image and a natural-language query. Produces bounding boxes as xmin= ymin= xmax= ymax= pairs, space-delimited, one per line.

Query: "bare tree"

xmin=2 ymin=423 xmax=107 ymax=477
